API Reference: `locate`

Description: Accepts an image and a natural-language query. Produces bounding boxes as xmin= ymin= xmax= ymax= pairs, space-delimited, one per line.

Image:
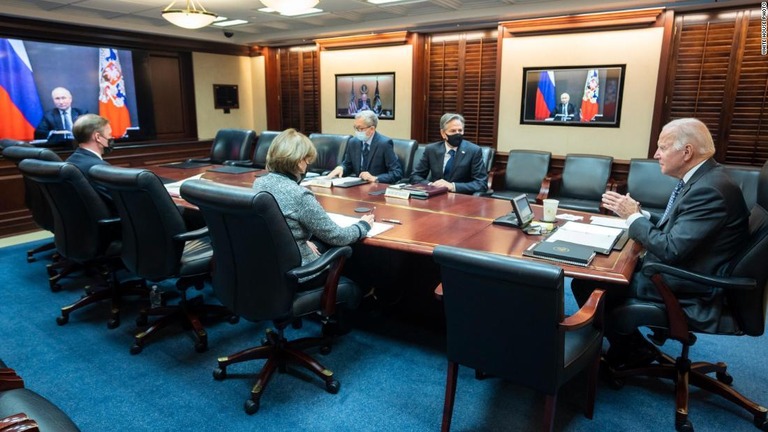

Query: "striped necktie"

xmin=660 ymin=179 xmax=685 ymax=223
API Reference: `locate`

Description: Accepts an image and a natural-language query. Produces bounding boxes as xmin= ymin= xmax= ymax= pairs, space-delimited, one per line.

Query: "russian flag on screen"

xmin=0 ymin=38 xmax=43 ymax=140
xmin=534 ymin=71 xmax=555 ymax=120
xmin=98 ymin=48 xmax=131 ymax=138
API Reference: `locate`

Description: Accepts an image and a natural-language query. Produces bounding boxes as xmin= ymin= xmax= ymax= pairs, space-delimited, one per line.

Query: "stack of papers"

xmin=545 ymin=221 xmax=624 ymax=254
xmin=164 ymin=173 xmax=205 ymax=197
xmin=326 ymin=213 xmax=394 ymax=238
xmin=301 ymin=176 xmax=366 ymax=188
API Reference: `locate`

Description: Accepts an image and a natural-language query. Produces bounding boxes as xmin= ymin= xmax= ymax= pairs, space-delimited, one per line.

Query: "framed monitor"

xmin=520 ymin=64 xmax=625 ymax=127
xmin=213 ymin=84 xmax=239 ymax=112
xmin=335 ymin=73 xmax=395 ymax=119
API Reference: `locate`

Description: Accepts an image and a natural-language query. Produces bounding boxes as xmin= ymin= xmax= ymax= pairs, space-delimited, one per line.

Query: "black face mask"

xmin=446 ymin=133 xmax=463 ymax=147
xmin=101 ymin=138 xmax=115 ymax=155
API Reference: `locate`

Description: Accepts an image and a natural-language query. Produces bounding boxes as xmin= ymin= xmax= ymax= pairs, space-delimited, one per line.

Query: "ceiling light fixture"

xmin=162 ymin=0 xmax=217 ymax=29
xmin=259 ymin=0 xmax=319 ymax=16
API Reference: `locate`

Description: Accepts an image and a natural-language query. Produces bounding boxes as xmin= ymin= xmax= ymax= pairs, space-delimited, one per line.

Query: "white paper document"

xmin=590 ymin=215 xmax=629 ymax=229
xmin=301 ymin=176 xmax=364 ymax=187
xmin=164 ymin=173 xmax=205 ymax=197
xmin=326 ymin=213 xmax=394 ymax=238
xmin=545 ymin=221 xmax=623 ymax=253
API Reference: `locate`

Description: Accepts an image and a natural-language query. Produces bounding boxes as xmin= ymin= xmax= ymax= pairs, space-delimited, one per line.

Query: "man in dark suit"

xmin=327 ymin=110 xmax=402 ymax=184
xmin=66 ymin=114 xmax=115 ymax=207
xmin=410 ymin=113 xmax=488 ymax=194
xmin=573 ymin=118 xmax=749 ymax=368
xmin=34 ymin=87 xmax=88 ymax=140
xmin=550 ymin=92 xmax=577 ymax=121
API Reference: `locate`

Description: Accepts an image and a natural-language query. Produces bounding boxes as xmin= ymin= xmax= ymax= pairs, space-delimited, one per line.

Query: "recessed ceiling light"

xmin=367 ymin=0 xmax=425 ymax=4
xmin=257 ymin=7 xmax=323 ymax=17
xmin=213 ymin=19 xmax=249 ymax=27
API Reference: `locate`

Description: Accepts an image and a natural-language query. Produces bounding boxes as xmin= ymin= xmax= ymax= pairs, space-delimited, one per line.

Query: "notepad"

xmin=326 ymin=213 xmax=394 ymax=238
xmin=544 ymin=221 xmax=623 ymax=255
xmin=163 ymin=173 xmax=205 ymax=197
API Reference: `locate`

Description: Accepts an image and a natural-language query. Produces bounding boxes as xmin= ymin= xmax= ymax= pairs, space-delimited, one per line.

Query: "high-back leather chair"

xmin=2 ymin=146 xmax=63 ymax=264
xmin=180 ymin=180 xmax=361 ymax=415
xmin=17 ymin=159 xmax=147 ymax=328
xmin=491 ymin=150 xmax=551 ymax=204
xmin=606 ymin=161 xmax=768 ymax=431
xmin=189 ymin=128 xmax=256 ymax=165
xmin=307 ymin=133 xmax=350 ymax=174
xmin=90 ymin=165 xmax=234 ymax=354
xmin=392 ymin=138 xmax=418 ymax=178
xmin=626 ymin=158 xmax=678 ymax=219
xmin=553 ymin=154 xmax=613 ymax=213
xmin=724 ymin=164 xmax=761 ymax=209
xmin=224 ymin=130 xmax=279 ymax=169
xmin=433 ymin=245 xmax=606 ymax=432
xmin=409 ymin=143 xmax=429 ymax=182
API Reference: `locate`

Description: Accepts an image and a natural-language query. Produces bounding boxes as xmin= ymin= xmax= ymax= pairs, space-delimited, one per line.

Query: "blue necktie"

xmin=660 ymin=179 xmax=685 ymax=223
xmin=361 ymin=143 xmax=370 ymax=172
xmin=443 ymin=149 xmax=456 ymax=177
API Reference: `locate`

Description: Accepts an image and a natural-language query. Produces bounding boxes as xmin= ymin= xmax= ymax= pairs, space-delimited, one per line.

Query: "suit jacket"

xmin=628 ymin=158 xmax=750 ymax=332
xmin=34 ymin=107 xmax=88 ymax=140
xmin=410 ymin=140 xmax=488 ymax=194
xmin=550 ymin=103 xmax=577 ymax=121
xmin=66 ymin=148 xmax=114 ymax=210
xmin=340 ymin=131 xmax=402 ymax=184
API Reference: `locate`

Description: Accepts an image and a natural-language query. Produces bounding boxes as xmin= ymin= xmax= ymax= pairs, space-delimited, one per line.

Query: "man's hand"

xmin=327 ymin=166 xmax=343 ymax=179
xmin=432 ymin=179 xmax=455 ymax=192
xmin=602 ymin=191 xmax=641 ymax=218
xmin=360 ymin=171 xmax=377 ymax=182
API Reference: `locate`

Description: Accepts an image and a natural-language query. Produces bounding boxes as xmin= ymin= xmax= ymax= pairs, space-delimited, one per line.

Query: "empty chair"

xmin=625 ymin=158 xmax=678 ymax=219
xmin=724 ymin=164 xmax=761 ymax=209
xmin=307 ymin=133 xmax=350 ymax=174
xmin=89 ymin=165 xmax=235 ymax=354
xmin=18 ymin=159 xmax=147 ymax=328
xmin=479 ymin=146 xmax=496 ymax=193
xmin=392 ymin=138 xmax=418 ymax=178
xmin=551 ymin=154 xmax=613 ymax=213
xmin=0 ymin=139 xmax=28 ymax=151
xmin=180 ymin=180 xmax=362 ymax=414
xmin=225 ymin=130 xmax=279 ymax=169
xmin=433 ymin=245 xmax=605 ymax=432
xmin=491 ymin=150 xmax=551 ymax=203
xmin=188 ymin=128 xmax=256 ymax=165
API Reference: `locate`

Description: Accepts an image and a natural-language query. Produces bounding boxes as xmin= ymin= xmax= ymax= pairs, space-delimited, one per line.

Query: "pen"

xmin=369 ymin=206 xmax=376 ymax=215
xmin=381 ymin=218 xmax=402 ymax=225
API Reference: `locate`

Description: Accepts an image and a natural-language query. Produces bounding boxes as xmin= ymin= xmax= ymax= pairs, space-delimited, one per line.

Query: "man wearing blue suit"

xmin=328 ymin=110 xmax=402 ymax=184
xmin=573 ymin=118 xmax=749 ymax=368
xmin=34 ymin=87 xmax=88 ymax=140
xmin=66 ymin=114 xmax=115 ymax=207
xmin=410 ymin=113 xmax=488 ymax=194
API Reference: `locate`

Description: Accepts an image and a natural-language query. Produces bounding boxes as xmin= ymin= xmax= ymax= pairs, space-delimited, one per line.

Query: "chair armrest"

xmin=539 ymin=173 xmax=560 ymax=204
xmin=0 ymin=413 xmax=37 ymax=430
xmin=223 ymin=159 xmax=254 ymax=167
xmin=187 ymin=157 xmax=211 ymax=163
xmin=611 ymin=178 xmax=627 ymax=194
xmin=288 ymin=246 xmax=352 ymax=281
xmin=486 ymin=167 xmax=497 ymax=191
xmin=474 ymin=189 xmax=493 ymax=197
xmin=172 ymin=227 xmax=209 ymax=243
xmin=288 ymin=246 xmax=353 ymax=316
xmin=641 ymin=263 xmax=756 ymax=291
xmin=0 ymin=368 xmax=24 ymax=391
xmin=560 ymin=289 xmax=606 ymax=331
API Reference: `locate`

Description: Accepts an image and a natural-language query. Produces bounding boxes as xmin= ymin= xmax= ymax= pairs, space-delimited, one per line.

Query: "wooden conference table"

xmin=150 ymin=164 xmax=642 ymax=286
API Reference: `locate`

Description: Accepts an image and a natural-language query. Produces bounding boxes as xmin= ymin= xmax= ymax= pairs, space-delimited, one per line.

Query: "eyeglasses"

xmin=353 ymin=125 xmax=371 ymax=132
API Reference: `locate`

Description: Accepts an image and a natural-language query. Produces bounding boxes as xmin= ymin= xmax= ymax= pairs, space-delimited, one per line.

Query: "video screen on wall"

xmin=0 ymin=37 xmax=154 ymax=145
xmin=520 ymin=65 xmax=625 ymax=127
xmin=335 ymin=73 xmax=395 ymax=119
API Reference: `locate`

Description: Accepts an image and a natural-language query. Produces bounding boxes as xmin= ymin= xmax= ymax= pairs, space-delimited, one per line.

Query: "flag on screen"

xmin=373 ymin=78 xmax=382 ymax=115
xmin=534 ymin=70 xmax=555 ymax=120
xmin=0 ymin=38 xmax=43 ymax=140
xmin=98 ymin=48 xmax=131 ymax=137
xmin=348 ymin=78 xmax=357 ymax=115
xmin=580 ymin=69 xmax=599 ymax=123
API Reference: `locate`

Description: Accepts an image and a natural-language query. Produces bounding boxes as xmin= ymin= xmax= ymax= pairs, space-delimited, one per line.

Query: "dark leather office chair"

xmin=433 ymin=245 xmax=606 ymax=432
xmin=89 ymin=165 xmax=235 ymax=354
xmin=491 ymin=149 xmax=551 ymax=203
xmin=188 ymin=128 xmax=256 ymax=165
xmin=0 ymin=139 xmax=28 ymax=151
xmin=479 ymin=145 xmax=496 ymax=193
xmin=407 ymin=143 xmax=429 ymax=182
xmin=307 ymin=133 xmax=350 ymax=174
xmin=392 ymin=138 xmax=418 ymax=178
xmin=180 ymin=180 xmax=361 ymax=414
xmin=17 ymin=159 xmax=147 ymax=329
xmin=625 ymin=158 xmax=678 ymax=220
xmin=724 ymin=164 xmax=761 ymax=210
xmin=2 ymin=146 xmax=66 ymax=266
xmin=550 ymin=154 xmax=614 ymax=213
xmin=605 ymin=161 xmax=768 ymax=432
xmin=226 ymin=130 xmax=279 ymax=169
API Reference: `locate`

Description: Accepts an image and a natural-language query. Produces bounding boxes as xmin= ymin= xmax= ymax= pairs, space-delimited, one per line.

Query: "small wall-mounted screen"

xmin=213 ymin=84 xmax=239 ymax=110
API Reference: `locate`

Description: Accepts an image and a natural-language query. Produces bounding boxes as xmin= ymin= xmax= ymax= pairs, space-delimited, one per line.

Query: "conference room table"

xmin=150 ymin=164 xmax=642 ymax=286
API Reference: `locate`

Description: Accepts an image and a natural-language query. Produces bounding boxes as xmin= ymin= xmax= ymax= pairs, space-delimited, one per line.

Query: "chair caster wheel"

xmin=228 ymin=315 xmax=240 ymax=324
xmin=130 ymin=344 xmax=143 ymax=355
xmin=244 ymin=399 xmax=259 ymax=415
xmin=56 ymin=315 xmax=68 ymax=326
xmin=676 ymin=419 xmax=693 ymax=432
xmin=195 ymin=341 xmax=208 ymax=353
xmin=213 ymin=367 xmax=227 ymax=380
xmin=326 ymin=379 xmax=340 ymax=394
xmin=107 ymin=318 xmax=120 ymax=329
xmin=320 ymin=345 xmax=332 ymax=355
xmin=716 ymin=371 xmax=733 ymax=385
xmin=754 ymin=415 xmax=768 ymax=431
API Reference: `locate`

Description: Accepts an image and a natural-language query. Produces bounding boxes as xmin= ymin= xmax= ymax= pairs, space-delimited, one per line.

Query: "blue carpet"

xmin=0 ymin=239 xmax=766 ymax=431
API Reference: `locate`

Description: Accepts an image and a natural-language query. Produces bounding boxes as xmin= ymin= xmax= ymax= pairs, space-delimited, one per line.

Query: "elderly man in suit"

xmin=34 ymin=87 xmax=88 ymax=140
xmin=573 ymin=117 xmax=749 ymax=369
xmin=550 ymin=92 xmax=577 ymax=121
xmin=327 ymin=110 xmax=402 ymax=184
xmin=409 ymin=113 xmax=488 ymax=194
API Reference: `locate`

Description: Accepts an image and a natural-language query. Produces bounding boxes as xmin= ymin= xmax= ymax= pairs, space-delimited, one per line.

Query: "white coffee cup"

xmin=542 ymin=199 xmax=559 ymax=222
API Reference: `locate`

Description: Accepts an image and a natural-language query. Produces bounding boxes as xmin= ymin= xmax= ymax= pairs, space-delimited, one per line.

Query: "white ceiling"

xmin=0 ymin=0 xmax=755 ymax=46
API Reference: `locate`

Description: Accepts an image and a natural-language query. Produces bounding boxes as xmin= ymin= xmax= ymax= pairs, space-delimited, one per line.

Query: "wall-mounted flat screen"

xmin=213 ymin=84 xmax=239 ymax=110
xmin=520 ymin=65 xmax=625 ymax=127
xmin=335 ymin=73 xmax=395 ymax=120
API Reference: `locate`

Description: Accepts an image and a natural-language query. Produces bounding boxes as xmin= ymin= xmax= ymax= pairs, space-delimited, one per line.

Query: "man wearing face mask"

xmin=327 ymin=110 xmax=402 ymax=184
xmin=410 ymin=113 xmax=488 ymax=194
xmin=66 ymin=114 xmax=116 ymax=207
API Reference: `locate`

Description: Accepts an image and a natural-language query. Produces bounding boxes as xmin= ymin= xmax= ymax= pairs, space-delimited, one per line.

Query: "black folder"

xmin=523 ymin=240 xmax=596 ymax=267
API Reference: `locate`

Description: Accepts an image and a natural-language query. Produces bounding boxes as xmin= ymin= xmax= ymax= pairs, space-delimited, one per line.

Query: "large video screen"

xmin=520 ymin=65 xmax=625 ymax=128
xmin=335 ymin=73 xmax=395 ymax=120
xmin=0 ymin=37 xmax=153 ymax=144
